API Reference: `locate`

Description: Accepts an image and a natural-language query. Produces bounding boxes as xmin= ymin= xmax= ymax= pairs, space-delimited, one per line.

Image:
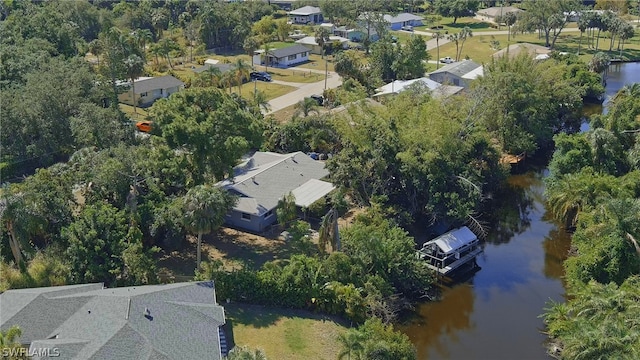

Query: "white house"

xmin=383 ymin=13 xmax=424 ymax=30
xmin=428 ymin=60 xmax=483 ymax=89
xmin=117 ymin=75 xmax=184 ymax=107
xmin=373 ymin=77 xmax=464 ymax=99
xmin=255 ymin=44 xmax=310 ymax=68
xmin=295 ymin=35 xmax=349 ymax=55
xmin=288 ymin=6 xmax=323 ymax=24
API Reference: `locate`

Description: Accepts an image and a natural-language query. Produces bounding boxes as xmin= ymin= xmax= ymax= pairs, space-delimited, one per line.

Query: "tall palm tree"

xmin=182 ymin=185 xmax=235 ymax=271
xmin=262 ymin=42 xmax=273 ymax=72
xmin=184 ymin=21 xmax=199 ymax=63
xmin=233 ymin=58 xmax=251 ymax=96
xmin=432 ymin=31 xmax=442 ymax=69
xmin=221 ymin=71 xmax=235 ymax=94
xmin=204 ymin=66 xmax=222 ymax=88
xmin=137 ymin=28 xmax=153 ymax=58
xmin=447 ymin=32 xmax=460 ymax=61
xmin=124 ymin=54 xmax=145 ymax=114
xmin=457 ymin=27 xmax=473 ymax=61
xmin=315 ymin=27 xmax=331 ymax=59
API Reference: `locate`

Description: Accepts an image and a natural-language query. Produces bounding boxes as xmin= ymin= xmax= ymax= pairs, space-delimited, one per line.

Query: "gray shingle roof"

xmin=0 ymin=282 xmax=225 ymax=360
xmin=218 ymin=152 xmax=332 ymax=215
xmin=269 ymin=44 xmax=311 ymax=59
xmin=288 ymin=6 xmax=321 ymax=15
xmin=383 ymin=13 xmax=423 ymax=24
xmin=430 ymin=60 xmax=481 ymax=77
xmin=133 ymin=75 xmax=184 ymax=94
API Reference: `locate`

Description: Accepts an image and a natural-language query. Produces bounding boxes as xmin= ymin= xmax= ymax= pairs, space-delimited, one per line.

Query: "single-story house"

xmin=0 ymin=282 xmax=227 ymax=359
xmin=295 ymin=35 xmax=349 ymax=55
xmin=217 ymin=151 xmax=335 ymax=233
xmin=383 ymin=13 xmax=424 ymax=30
xmin=253 ymin=44 xmax=310 ymax=68
xmin=288 ymin=5 xmax=323 ymax=25
xmin=118 ymin=75 xmax=184 ymax=107
xmin=373 ymin=77 xmax=464 ymax=99
xmin=492 ymin=42 xmax=551 ymax=60
xmin=475 ymin=6 xmax=523 ymax=24
xmin=428 ymin=60 xmax=483 ymax=88
xmin=320 ymin=23 xmax=336 ymax=33
xmin=334 ymin=25 xmax=379 ymax=43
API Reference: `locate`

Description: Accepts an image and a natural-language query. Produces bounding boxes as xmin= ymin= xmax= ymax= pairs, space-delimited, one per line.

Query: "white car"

xmin=401 ymin=25 xmax=413 ymax=31
xmin=440 ymin=57 xmax=454 ymax=64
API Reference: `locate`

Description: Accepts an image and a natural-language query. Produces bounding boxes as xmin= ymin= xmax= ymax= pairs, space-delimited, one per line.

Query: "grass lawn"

xmin=265 ymin=67 xmax=324 ymax=83
xmin=294 ymin=54 xmax=336 ymax=72
xmin=416 ymin=16 xmax=496 ymax=33
xmin=119 ymin=103 xmax=149 ymax=122
xmin=428 ymin=31 xmax=640 ymax=64
xmin=391 ymin=30 xmax=426 ymax=44
xmin=267 ymin=103 xmax=298 ymax=123
xmin=234 ymin=81 xmax=297 ymax=101
xmin=225 ymin=303 xmax=348 ymax=360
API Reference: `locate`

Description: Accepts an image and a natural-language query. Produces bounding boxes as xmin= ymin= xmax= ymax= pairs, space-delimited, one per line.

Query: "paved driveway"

xmin=266 ymin=67 xmax=342 ymax=114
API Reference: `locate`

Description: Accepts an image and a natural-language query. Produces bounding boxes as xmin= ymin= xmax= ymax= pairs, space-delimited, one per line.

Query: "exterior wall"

xmin=224 ymin=209 xmax=277 ymax=233
xmin=118 ymin=85 xmax=182 ymax=107
xmin=289 ymin=13 xmax=323 ymax=24
xmin=475 ymin=14 xmax=496 ymax=23
xmin=390 ymin=22 xmax=402 ymax=30
xmin=271 ymin=51 xmax=309 ymax=67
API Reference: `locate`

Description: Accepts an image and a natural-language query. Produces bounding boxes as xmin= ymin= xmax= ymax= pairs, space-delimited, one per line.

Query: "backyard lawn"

xmin=225 ymin=303 xmax=348 ymax=360
xmin=415 ymin=16 xmax=496 ymax=33
xmin=294 ymin=54 xmax=336 ymax=72
xmin=119 ymin=103 xmax=149 ymax=122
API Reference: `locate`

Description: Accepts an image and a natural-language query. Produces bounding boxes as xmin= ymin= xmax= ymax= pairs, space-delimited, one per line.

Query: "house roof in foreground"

xmin=426 ymin=226 xmax=478 ymax=255
xmin=0 ymin=282 xmax=225 ymax=360
xmin=429 ymin=60 xmax=482 ymax=78
xmin=374 ymin=77 xmax=464 ymax=98
xmin=133 ymin=75 xmax=184 ymax=94
xmin=288 ymin=6 xmax=322 ymax=16
xmin=268 ymin=44 xmax=311 ymax=58
xmin=218 ymin=152 xmax=332 ymax=215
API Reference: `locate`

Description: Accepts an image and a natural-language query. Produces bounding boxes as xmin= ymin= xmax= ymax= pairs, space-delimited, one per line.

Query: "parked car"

xmin=250 ymin=71 xmax=272 ymax=82
xmin=401 ymin=25 xmax=414 ymax=31
xmin=440 ymin=57 xmax=454 ymax=64
xmin=136 ymin=121 xmax=152 ymax=133
xmin=310 ymin=94 xmax=324 ymax=106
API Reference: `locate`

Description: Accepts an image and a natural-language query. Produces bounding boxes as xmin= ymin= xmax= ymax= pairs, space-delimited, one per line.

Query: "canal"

xmin=400 ymin=62 xmax=640 ymax=360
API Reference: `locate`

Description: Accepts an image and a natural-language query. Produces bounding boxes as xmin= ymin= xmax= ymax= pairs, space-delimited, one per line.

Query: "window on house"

xmin=288 ymin=54 xmax=297 ymax=61
xmin=264 ymin=210 xmax=273 ymax=218
xmin=160 ymin=89 xmax=164 ymax=94
xmin=241 ymin=213 xmax=251 ymax=221
xmin=140 ymin=92 xmax=148 ymax=97
xmin=453 ymin=78 xmax=460 ymax=86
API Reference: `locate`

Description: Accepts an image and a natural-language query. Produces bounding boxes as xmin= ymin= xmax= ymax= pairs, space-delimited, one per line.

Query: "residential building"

xmin=383 ymin=13 xmax=424 ymax=30
xmin=475 ymin=6 xmax=523 ymax=24
xmin=192 ymin=63 xmax=235 ymax=75
xmin=295 ymin=35 xmax=349 ymax=55
xmin=428 ymin=60 xmax=483 ymax=88
xmin=373 ymin=77 xmax=464 ymax=99
xmin=118 ymin=75 xmax=184 ymax=107
xmin=334 ymin=25 xmax=379 ymax=43
xmin=217 ymin=151 xmax=335 ymax=233
xmin=253 ymin=44 xmax=310 ymax=68
xmin=288 ymin=6 xmax=323 ymax=24
xmin=491 ymin=42 xmax=551 ymax=60
xmin=0 ymin=282 xmax=227 ymax=360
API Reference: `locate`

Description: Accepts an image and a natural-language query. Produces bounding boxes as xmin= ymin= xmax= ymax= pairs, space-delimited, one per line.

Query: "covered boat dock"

xmin=417 ymin=226 xmax=483 ymax=275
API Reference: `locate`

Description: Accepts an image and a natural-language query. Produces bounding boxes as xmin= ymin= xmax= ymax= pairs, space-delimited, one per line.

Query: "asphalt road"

xmin=266 ymin=67 xmax=342 ymax=114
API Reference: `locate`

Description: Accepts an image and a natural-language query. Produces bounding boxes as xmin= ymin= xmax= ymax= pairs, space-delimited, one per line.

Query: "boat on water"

xmin=417 ymin=226 xmax=483 ymax=276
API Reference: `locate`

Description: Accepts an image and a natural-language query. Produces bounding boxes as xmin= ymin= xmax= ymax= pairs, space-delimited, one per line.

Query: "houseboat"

xmin=417 ymin=226 xmax=482 ymax=276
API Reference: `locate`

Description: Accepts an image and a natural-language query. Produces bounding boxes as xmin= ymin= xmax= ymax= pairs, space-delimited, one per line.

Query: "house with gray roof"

xmin=192 ymin=63 xmax=234 ymax=75
xmin=217 ymin=151 xmax=334 ymax=232
xmin=118 ymin=75 xmax=184 ymax=107
xmin=288 ymin=5 xmax=323 ymax=24
xmin=383 ymin=13 xmax=424 ymax=30
xmin=428 ymin=60 xmax=483 ymax=88
xmin=0 ymin=282 xmax=227 ymax=360
xmin=258 ymin=44 xmax=310 ymax=68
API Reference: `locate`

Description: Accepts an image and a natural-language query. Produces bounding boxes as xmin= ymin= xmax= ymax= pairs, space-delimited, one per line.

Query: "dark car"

xmin=310 ymin=94 xmax=324 ymax=106
xmin=250 ymin=71 xmax=272 ymax=82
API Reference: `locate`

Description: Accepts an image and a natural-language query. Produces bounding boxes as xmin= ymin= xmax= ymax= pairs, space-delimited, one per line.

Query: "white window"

xmin=288 ymin=54 xmax=297 ymax=61
xmin=241 ymin=213 xmax=251 ymax=221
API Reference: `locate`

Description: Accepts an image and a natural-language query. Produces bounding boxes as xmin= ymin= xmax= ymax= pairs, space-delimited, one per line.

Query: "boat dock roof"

xmin=424 ymin=226 xmax=478 ymax=255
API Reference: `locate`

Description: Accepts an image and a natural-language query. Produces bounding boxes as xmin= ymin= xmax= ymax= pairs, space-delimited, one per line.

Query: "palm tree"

xmin=457 ymin=27 xmax=473 ymax=61
xmin=294 ymin=98 xmax=320 ymax=118
xmin=221 ymin=71 xmax=235 ymax=94
xmin=503 ymin=11 xmax=517 ymax=42
xmin=184 ymin=21 xmax=199 ymax=63
xmin=124 ymin=54 xmax=145 ymax=114
xmin=253 ymin=90 xmax=271 ymax=113
xmin=204 ymin=66 xmax=222 ymax=88
xmin=315 ymin=27 xmax=331 ymax=59
xmin=182 ymin=185 xmax=235 ymax=272
xmin=137 ymin=28 xmax=153 ymax=58
xmin=577 ymin=13 xmax=590 ymax=55
xmin=158 ymin=38 xmax=179 ymax=69
xmin=233 ymin=58 xmax=251 ymax=96
xmin=337 ymin=330 xmax=364 ymax=360
xmin=262 ymin=42 xmax=273 ymax=72
xmin=0 ymin=326 xmax=25 ymax=360
xmin=227 ymin=346 xmax=267 ymax=360
xmin=447 ymin=32 xmax=460 ymax=61
xmin=432 ymin=31 xmax=442 ymax=69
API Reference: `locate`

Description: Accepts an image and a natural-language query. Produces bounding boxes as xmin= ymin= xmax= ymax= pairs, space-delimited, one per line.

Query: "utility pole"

xmin=324 ymin=50 xmax=328 ymax=91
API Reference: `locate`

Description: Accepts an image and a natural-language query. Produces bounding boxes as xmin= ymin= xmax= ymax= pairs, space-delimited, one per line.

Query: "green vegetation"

xmin=543 ymin=85 xmax=640 ymax=358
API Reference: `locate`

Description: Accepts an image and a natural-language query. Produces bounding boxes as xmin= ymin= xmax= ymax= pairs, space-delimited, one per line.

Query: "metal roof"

xmin=268 ymin=44 xmax=311 ymax=59
xmin=292 ymin=179 xmax=335 ymax=207
xmin=192 ymin=63 xmax=234 ymax=74
xmin=218 ymin=152 xmax=331 ymax=215
xmin=373 ymin=77 xmax=463 ymax=98
xmin=0 ymin=282 xmax=225 ymax=360
xmin=288 ymin=6 xmax=322 ymax=15
xmin=132 ymin=75 xmax=184 ymax=94
xmin=425 ymin=226 xmax=478 ymax=255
